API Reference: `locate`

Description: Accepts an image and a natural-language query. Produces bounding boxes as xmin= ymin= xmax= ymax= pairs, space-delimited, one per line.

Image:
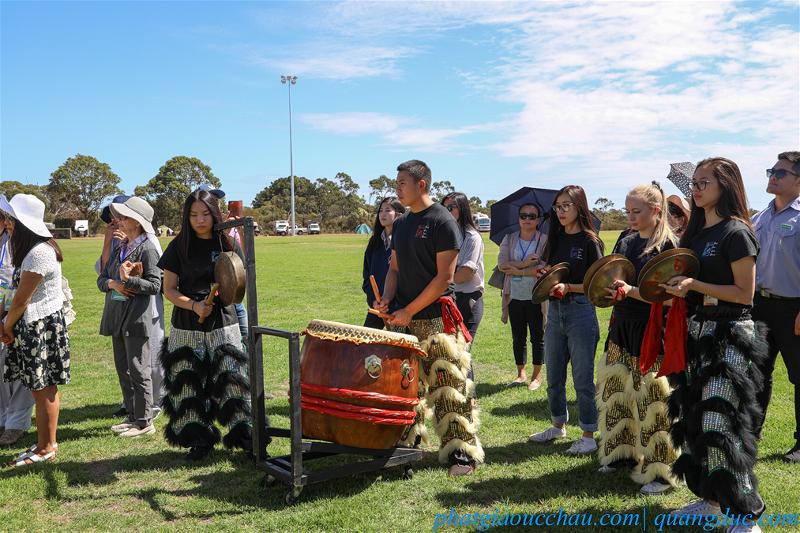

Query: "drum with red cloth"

xmin=299 ymin=320 xmax=424 ymax=449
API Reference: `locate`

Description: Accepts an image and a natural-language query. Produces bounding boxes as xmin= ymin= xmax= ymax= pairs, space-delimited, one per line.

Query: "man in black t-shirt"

xmin=375 ymin=159 xmax=484 ymax=476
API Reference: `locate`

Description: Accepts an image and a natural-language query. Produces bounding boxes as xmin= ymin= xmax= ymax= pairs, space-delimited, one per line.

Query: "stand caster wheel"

xmin=261 ymin=475 xmax=277 ymax=488
xmin=402 ymin=467 xmax=413 ymax=480
xmin=285 ymin=488 xmax=302 ymax=505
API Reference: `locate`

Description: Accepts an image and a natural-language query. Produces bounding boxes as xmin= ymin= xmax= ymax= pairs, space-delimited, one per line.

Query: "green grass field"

xmin=0 ymin=233 xmax=797 ymax=532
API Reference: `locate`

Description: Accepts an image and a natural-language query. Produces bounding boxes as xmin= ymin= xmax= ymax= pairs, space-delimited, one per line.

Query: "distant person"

xmin=667 ymin=194 xmax=691 ymax=238
xmin=362 ymin=197 xmax=404 ymax=329
xmin=528 ymin=185 xmax=603 ymax=456
xmin=752 ymin=151 xmax=800 ymax=463
xmin=497 ymin=203 xmax=547 ymax=389
xmin=158 ymin=189 xmax=255 ymax=460
xmin=1 ymin=194 xmax=70 ymax=467
xmin=441 ymin=192 xmax=485 ymax=342
xmin=0 ymin=197 xmax=34 ymax=448
xmin=97 ymin=197 xmax=162 ymax=438
xmin=97 ymin=195 xmax=165 ymax=420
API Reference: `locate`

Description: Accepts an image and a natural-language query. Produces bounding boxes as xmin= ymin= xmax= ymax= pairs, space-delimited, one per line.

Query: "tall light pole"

xmin=280 ymin=75 xmax=298 ymax=235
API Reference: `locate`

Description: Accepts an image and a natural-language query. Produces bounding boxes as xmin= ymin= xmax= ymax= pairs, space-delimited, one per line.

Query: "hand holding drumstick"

xmin=196 ymin=283 xmax=219 ymax=324
xmin=368 ymin=275 xmax=392 ymax=320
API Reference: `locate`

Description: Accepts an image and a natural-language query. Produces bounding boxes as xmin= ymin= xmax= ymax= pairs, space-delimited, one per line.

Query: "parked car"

xmin=275 ymin=220 xmax=289 ymax=236
xmin=308 ymin=222 xmax=320 ymax=235
xmin=476 ymin=216 xmax=491 ymax=232
xmin=293 ymin=224 xmax=308 ymax=235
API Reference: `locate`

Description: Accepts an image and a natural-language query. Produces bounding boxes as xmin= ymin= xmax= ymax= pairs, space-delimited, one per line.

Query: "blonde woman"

xmin=595 ymin=182 xmax=679 ymax=495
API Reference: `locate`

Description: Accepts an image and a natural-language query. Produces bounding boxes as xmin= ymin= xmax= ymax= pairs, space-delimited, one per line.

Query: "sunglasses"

xmin=444 ymin=204 xmax=458 ymax=212
xmin=690 ymin=179 xmax=711 ymax=191
xmin=552 ymin=202 xmax=574 ymax=213
xmin=668 ymin=204 xmax=687 ymax=218
xmin=519 ymin=213 xmax=539 ymax=220
xmin=766 ymin=168 xmax=800 ymax=180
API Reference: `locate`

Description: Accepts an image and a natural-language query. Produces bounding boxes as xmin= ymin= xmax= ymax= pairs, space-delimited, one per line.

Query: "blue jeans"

xmin=544 ymin=295 xmax=599 ymax=433
xmin=234 ymin=303 xmax=248 ymax=340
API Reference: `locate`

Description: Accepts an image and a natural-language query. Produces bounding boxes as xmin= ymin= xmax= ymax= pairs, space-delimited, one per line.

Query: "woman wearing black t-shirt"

xmin=529 ymin=185 xmax=603 ymax=456
xmin=595 ymin=183 xmax=679 ymax=495
xmin=158 ymin=189 xmax=254 ymax=461
xmin=662 ymin=158 xmax=766 ymax=527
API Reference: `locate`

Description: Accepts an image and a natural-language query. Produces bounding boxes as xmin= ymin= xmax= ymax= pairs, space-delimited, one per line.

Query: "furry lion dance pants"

xmin=596 ymin=338 xmax=678 ymax=485
xmin=161 ymin=323 xmax=253 ymax=450
xmin=390 ymin=316 xmax=484 ymax=465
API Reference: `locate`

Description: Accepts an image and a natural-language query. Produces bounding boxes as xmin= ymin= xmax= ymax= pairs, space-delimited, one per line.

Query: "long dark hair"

xmin=174 ymin=189 xmax=233 ymax=262
xmin=680 ymin=157 xmax=752 ymax=248
xmin=542 ymin=185 xmax=603 ymax=263
xmin=10 ymin=221 xmax=63 ymax=268
xmin=441 ymin=192 xmax=478 ymax=235
xmin=366 ymin=197 xmax=404 ymax=256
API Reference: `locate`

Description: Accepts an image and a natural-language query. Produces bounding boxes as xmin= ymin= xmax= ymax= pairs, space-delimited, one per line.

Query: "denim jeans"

xmin=234 ymin=303 xmax=248 ymax=340
xmin=544 ymin=294 xmax=599 ymax=433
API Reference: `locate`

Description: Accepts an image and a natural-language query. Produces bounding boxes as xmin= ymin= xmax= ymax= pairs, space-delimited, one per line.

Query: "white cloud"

xmin=299 ymin=111 xmax=498 ymax=152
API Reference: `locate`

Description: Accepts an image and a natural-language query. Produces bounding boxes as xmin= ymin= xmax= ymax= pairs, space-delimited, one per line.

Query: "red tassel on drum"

xmin=658 ymin=297 xmax=688 ymax=377
xmin=639 ymin=301 xmax=664 ymax=374
xmin=439 ymin=296 xmax=473 ymax=343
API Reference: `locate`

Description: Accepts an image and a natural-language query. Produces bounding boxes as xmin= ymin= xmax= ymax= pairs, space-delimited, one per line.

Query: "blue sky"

xmin=2 ymin=1 xmax=798 ymax=210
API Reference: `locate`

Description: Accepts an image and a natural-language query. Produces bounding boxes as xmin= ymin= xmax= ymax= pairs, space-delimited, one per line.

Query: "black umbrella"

xmin=489 ymin=186 xmax=601 ymax=246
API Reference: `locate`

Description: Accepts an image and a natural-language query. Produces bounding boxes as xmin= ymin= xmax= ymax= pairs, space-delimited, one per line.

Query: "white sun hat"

xmin=8 ymin=194 xmax=51 ymax=238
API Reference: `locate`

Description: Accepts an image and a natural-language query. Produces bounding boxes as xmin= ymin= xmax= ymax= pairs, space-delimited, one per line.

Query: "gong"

xmin=214 ymin=251 xmax=246 ymax=306
xmin=637 ymin=248 xmax=700 ymax=302
xmin=583 ymin=254 xmax=636 ymax=308
xmin=531 ymin=262 xmax=571 ymax=303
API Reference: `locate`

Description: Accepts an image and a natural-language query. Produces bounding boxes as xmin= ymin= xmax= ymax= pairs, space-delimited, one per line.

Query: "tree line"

xmin=0 ymin=154 xmax=496 ymax=235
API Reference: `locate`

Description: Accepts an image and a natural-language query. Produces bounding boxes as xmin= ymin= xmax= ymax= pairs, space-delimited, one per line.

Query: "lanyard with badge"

xmin=513 ymin=234 xmax=539 ymax=281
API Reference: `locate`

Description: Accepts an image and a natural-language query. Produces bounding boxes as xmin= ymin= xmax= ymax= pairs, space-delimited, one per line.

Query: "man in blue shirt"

xmin=752 ymin=151 xmax=800 ymax=463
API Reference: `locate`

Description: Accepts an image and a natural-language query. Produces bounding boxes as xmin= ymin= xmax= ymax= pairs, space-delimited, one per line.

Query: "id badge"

xmin=703 ymin=295 xmax=718 ymax=307
xmin=111 ymin=290 xmax=129 ymax=301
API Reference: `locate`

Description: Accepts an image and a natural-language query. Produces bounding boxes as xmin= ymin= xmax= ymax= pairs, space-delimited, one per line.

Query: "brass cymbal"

xmin=214 ymin=251 xmax=247 ymax=306
xmin=583 ymin=254 xmax=636 ymax=308
xmin=532 ymin=262 xmax=571 ymax=303
xmin=637 ymin=248 xmax=700 ymax=302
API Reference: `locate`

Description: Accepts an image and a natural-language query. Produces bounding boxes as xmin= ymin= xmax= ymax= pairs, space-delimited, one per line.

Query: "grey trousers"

xmin=0 ymin=345 xmax=34 ymax=431
xmin=112 ymin=335 xmax=153 ymax=427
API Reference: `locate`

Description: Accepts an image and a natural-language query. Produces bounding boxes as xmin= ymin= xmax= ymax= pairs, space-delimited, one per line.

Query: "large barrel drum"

xmin=300 ymin=320 xmax=424 ymax=449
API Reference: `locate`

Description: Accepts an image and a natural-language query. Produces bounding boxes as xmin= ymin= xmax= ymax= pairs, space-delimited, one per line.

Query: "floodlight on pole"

xmin=280 ymin=75 xmax=298 ymax=235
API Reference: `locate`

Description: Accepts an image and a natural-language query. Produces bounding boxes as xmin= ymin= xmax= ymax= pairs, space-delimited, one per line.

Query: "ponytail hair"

xmin=626 ymin=181 xmax=677 ymax=256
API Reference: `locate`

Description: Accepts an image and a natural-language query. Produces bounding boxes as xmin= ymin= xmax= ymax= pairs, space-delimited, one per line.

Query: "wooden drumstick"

xmin=368 ymin=307 xmax=392 ymax=319
xmin=198 ymin=282 xmax=220 ymax=324
xmin=369 ymin=275 xmax=381 ymax=303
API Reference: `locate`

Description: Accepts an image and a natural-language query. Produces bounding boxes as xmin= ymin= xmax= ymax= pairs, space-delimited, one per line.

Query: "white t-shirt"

xmin=21 ymin=242 xmax=64 ymax=323
xmin=454 ymin=226 xmax=485 ymax=293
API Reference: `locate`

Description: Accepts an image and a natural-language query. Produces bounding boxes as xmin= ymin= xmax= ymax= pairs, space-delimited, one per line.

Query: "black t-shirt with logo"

xmin=686 ymin=218 xmax=759 ymax=309
xmin=390 ymin=203 xmax=460 ymax=319
xmin=158 ymin=233 xmax=243 ymax=331
xmin=547 ymin=231 xmax=603 ymax=285
xmin=613 ymin=232 xmax=675 ymax=319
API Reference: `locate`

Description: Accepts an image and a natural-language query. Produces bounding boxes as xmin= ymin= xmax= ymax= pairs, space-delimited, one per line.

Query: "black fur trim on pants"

xmin=668 ymin=316 xmax=767 ymax=517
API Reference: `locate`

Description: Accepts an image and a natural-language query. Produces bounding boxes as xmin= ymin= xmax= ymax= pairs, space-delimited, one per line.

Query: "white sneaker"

xmin=670 ymin=499 xmax=721 ymax=517
xmin=118 ymin=424 xmax=156 ymax=437
xmin=528 ymin=426 xmax=567 ymax=443
xmin=727 ymin=523 xmax=762 ymax=533
xmin=565 ymin=437 xmax=598 ymax=455
xmin=111 ymin=422 xmax=135 ymax=434
xmin=597 ymin=464 xmax=616 ymax=473
xmin=640 ymin=480 xmax=672 ymax=495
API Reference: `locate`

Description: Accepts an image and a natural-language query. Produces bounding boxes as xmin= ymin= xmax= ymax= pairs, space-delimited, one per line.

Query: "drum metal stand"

xmin=250 ymin=325 xmax=423 ymax=505
xmin=216 ymin=217 xmax=422 ymax=504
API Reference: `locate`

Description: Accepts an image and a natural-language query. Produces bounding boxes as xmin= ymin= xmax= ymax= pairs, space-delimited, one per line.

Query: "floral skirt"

xmin=3 ymin=310 xmax=70 ymax=391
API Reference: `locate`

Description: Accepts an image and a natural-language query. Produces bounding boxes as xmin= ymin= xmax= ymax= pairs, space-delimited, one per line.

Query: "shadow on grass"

xmin=58 ymin=402 xmax=122 ymax=425
xmin=475 ymin=382 xmax=515 ymax=399
xmin=0 ymin=446 xmax=447 ymax=514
